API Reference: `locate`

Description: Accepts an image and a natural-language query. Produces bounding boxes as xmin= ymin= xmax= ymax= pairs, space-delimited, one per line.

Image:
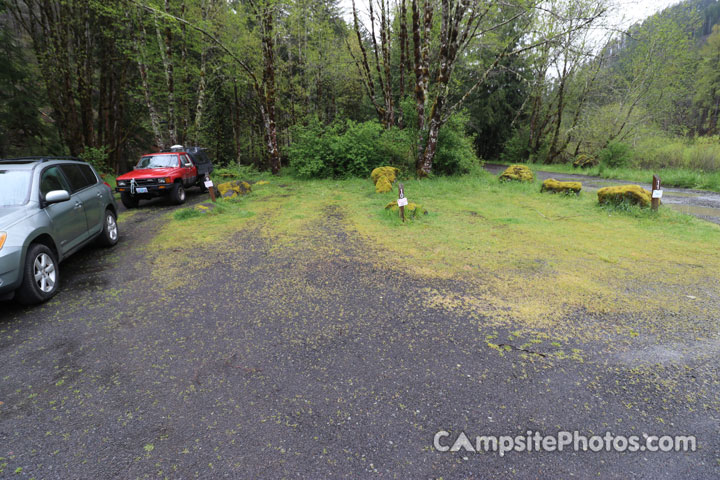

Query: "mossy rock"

xmin=371 ymin=166 xmax=399 ymax=184
xmin=499 ymin=164 xmax=534 ymax=182
xmin=385 ymin=201 xmax=428 ymax=217
xmin=255 ymin=180 xmax=269 ymax=186
xmin=375 ymin=176 xmax=393 ymax=193
xmin=541 ymin=178 xmax=582 ymax=195
xmin=573 ymin=154 xmax=598 ymax=169
xmin=371 ymin=166 xmax=399 ymax=193
xmin=597 ymin=185 xmax=652 ymax=207
xmin=217 ymin=180 xmax=252 ymax=199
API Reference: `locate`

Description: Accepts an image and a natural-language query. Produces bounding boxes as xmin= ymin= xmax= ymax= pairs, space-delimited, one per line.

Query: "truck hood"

xmin=0 ymin=206 xmax=31 ymax=230
xmin=117 ymin=168 xmax=179 ymax=180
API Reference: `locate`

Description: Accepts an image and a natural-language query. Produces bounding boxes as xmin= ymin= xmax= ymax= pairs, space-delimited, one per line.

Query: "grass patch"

xmin=149 ymin=171 xmax=720 ymax=339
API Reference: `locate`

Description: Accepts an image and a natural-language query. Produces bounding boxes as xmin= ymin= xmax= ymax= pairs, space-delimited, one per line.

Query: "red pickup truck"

xmin=115 ymin=148 xmax=213 ymax=209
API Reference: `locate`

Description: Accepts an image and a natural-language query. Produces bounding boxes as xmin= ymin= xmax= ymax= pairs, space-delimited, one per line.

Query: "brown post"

xmin=651 ymin=175 xmax=661 ymax=211
xmin=205 ymin=175 xmax=216 ymax=203
xmin=398 ymin=183 xmax=405 ymax=222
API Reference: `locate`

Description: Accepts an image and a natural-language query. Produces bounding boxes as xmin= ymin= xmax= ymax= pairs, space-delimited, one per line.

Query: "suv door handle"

xmin=96 ymin=192 xmax=103 ymax=198
xmin=74 ymin=201 xmax=83 ymax=210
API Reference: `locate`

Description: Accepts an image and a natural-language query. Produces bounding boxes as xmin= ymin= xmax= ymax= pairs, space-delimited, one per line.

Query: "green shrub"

xmin=598 ymin=142 xmax=633 ymax=168
xmin=288 ymin=114 xmax=478 ymax=179
xmin=432 ymin=112 xmax=478 ymax=176
xmin=500 ymin=127 xmax=531 ymax=164
xmin=289 ymin=119 xmax=397 ymax=178
xmin=79 ymin=146 xmax=111 ymax=175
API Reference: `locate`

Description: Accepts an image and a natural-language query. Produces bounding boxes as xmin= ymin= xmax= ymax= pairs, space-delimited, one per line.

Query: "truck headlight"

xmin=157 ymin=178 xmax=166 ymax=184
xmin=117 ymin=181 xmax=127 ymax=187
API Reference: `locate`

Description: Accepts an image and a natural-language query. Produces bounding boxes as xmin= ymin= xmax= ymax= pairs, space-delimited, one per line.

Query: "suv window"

xmin=182 ymin=155 xmax=193 ymax=167
xmin=59 ymin=164 xmax=93 ymax=192
xmin=78 ymin=164 xmax=98 ymax=185
xmin=40 ymin=166 xmax=71 ymax=198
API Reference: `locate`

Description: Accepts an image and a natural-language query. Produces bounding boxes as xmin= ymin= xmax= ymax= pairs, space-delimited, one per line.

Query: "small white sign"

xmin=136 ymin=187 xmax=148 ymax=194
xmin=204 ymin=180 xmax=214 ymax=188
xmin=397 ymin=197 xmax=409 ymax=207
xmin=652 ymin=190 xmax=663 ymax=199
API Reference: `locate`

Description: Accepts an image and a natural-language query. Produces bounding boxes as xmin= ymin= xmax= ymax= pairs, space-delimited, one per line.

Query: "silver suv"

xmin=0 ymin=158 xmax=119 ymax=305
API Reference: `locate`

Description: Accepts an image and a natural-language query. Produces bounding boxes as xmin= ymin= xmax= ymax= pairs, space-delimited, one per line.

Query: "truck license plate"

xmin=136 ymin=187 xmax=148 ymax=193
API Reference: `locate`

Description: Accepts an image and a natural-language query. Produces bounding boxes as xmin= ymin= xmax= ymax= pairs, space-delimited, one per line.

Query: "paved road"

xmin=485 ymin=163 xmax=720 ymax=224
xmin=1 ymin=190 xmax=719 ymax=478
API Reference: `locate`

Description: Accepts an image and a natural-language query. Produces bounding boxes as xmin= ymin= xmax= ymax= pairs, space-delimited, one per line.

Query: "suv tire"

xmin=97 ymin=209 xmax=119 ymax=247
xmin=15 ymin=244 xmax=59 ymax=305
xmin=170 ymin=183 xmax=186 ymax=205
xmin=121 ymin=192 xmax=139 ymax=209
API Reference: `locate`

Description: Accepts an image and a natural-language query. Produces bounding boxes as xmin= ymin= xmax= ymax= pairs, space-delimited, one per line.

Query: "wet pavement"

xmin=485 ymin=164 xmax=720 ymax=224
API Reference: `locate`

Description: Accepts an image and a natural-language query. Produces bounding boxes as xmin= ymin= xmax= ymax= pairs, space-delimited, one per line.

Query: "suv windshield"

xmin=136 ymin=155 xmax=178 ymax=169
xmin=0 ymin=169 xmax=32 ymax=206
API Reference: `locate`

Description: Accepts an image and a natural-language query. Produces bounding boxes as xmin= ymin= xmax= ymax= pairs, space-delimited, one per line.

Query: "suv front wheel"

xmin=16 ymin=243 xmax=59 ymax=305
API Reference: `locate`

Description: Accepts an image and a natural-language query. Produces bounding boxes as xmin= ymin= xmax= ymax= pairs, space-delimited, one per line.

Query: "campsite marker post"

xmin=651 ymin=175 xmax=662 ymax=212
xmin=205 ymin=175 xmax=216 ymax=203
xmin=397 ymin=183 xmax=407 ymax=222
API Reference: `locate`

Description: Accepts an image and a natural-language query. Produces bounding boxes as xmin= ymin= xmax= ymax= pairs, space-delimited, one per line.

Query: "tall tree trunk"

xmin=155 ymin=0 xmax=177 ymax=145
xmin=136 ymin=19 xmax=165 ymax=149
xmin=259 ymin=5 xmax=280 ymax=174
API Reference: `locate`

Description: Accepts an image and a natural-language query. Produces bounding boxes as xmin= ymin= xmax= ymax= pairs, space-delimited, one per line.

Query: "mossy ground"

xmin=152 ymin=170 xmax=720 ymax=343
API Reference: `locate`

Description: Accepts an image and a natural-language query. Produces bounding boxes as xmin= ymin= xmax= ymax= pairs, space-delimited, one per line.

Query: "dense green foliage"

xmin=288 ymin=114 xmax=478 ymax=179
xmin=1 ymin=0 xmax=720 ymax=178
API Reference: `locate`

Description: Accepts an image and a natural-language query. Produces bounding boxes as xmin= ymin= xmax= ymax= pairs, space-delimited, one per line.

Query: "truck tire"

xmin=171 ymin=182 xmax=186 ymax=205
xmin=121 ymin=192 xmax=139 ymax=209
xmin=15 ymin=243 xmax=59 ymax=305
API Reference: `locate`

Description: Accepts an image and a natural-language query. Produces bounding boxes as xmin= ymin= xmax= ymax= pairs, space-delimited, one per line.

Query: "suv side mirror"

xmin=45 ymin=190 xmax=71 ymax=205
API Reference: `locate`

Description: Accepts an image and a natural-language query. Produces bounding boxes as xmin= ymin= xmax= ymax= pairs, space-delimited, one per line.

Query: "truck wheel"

xmin=97 ymin=209 xmax=119 ymax=247
xmin=171 ymin=183 xmax=186 ymax=205
xmin=121 ymin=192 xmax=139 ymax=209
xmin=15 ymin=243 xmax=59 ymax=305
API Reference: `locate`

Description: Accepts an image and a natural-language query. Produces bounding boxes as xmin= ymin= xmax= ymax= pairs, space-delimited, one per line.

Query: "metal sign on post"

xmin=651 ymin=175 xmax=661 ymax=211
xmin=205 ymin=175 xmax=216 ymax=203
xmin=397 ymin=183 xmax=406 ymax=222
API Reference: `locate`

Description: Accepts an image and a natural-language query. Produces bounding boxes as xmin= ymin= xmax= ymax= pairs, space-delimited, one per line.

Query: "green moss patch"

xmin=597 ymin=185 xmax=652 ymax=207
xmin=500 ymin=164 xmax=534 ymax=182
xmin=541 ymin=178 xmax=582 ymax=195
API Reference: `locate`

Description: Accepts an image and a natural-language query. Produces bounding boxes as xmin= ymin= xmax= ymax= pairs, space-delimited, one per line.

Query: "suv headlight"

xmin=0 ymin=232 xmax=6 ymax=251
xmin=157 ymin=178 xmax=166 ymax=184
xmin=117 ymin=181 xmax=127 ymax=186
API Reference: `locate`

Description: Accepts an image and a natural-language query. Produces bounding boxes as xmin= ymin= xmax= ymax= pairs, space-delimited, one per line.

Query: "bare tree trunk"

xmin=259 ymin=5 xmax=281 ymax=174
xmin=136 ymin=19 xmax=165 ymax=149
xmin=155 ymin=0 xmax=177 ymax=145
xmin=193 ymin=0 xmax=210 ymax=143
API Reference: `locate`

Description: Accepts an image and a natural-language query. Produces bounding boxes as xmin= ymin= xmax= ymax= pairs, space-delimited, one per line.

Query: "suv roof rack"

xmin=0 ymin=156 xmax=83 ymax=164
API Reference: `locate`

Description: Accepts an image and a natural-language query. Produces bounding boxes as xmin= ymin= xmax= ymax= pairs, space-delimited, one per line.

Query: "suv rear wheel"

xmin=121 ymin=192 xmax=139 ymax=209
xmin=16 ymin=243 xmax=59 ymax=305
xmin=170 ymin=182 xmax=186 ymax=205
